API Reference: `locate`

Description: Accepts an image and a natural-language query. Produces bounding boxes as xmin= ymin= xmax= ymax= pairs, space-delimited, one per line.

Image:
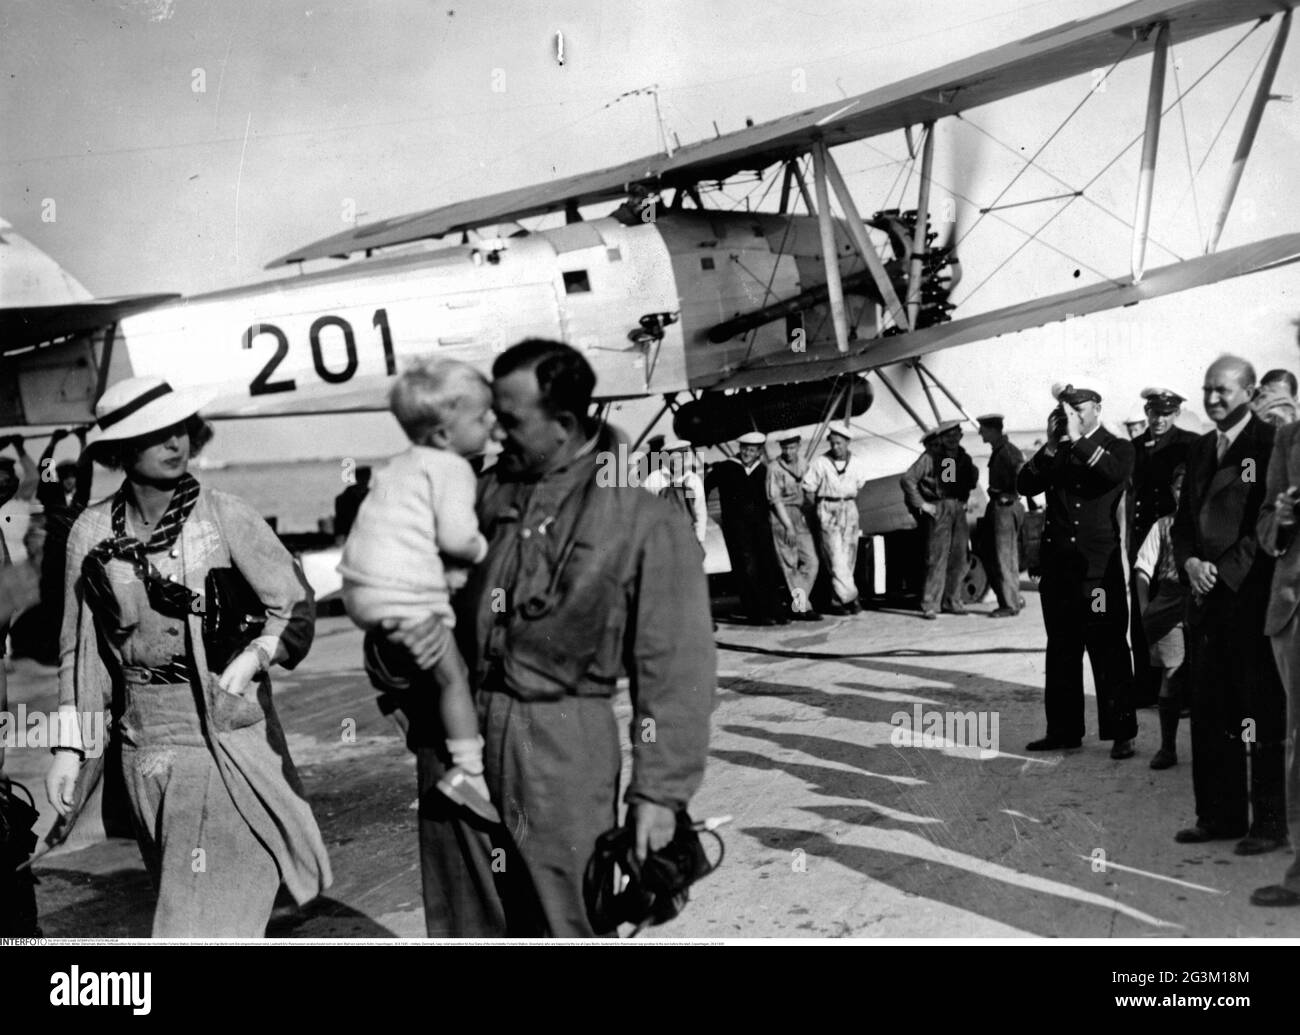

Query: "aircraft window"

xmin=563 ymin=270 xmax=591 ymax=294
xmin=700 ymin=256 xmax=715 ymax=270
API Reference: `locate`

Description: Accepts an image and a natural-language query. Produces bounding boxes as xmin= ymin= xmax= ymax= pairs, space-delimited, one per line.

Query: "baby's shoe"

xmin=437 ymin=766 xmax=501 ymax=824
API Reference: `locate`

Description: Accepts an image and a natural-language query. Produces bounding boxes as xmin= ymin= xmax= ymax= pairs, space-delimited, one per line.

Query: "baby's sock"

xmin=447 ymin=735 xmax=485 ymax=777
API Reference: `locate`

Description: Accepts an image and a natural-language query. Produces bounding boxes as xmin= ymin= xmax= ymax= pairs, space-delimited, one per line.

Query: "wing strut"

xmin=790 ymin=159 xmax=816 ymax=215
xmin=811 ymin=142 xmax=852 ymax=353
xmin=911 ymin=359 xmax=945 ymax=423
xmin=874 ymin=366 xmax=931 ymax=433
xmin=1206 ymin=9 xmax=1292 ymax=254
xmin=906 ymin=122 xmax=936 ymax=331
xmin=821 ymin=144 xmax=910 ymax=332
xmin=913 ymin=358 xmax=978 ymax=426
xmin=1132 ymin=22 xmax=1170 ymax=283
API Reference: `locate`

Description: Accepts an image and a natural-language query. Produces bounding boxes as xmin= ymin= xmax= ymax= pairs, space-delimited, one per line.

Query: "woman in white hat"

xmin=43 ymin=376 xmax=331 ymax=936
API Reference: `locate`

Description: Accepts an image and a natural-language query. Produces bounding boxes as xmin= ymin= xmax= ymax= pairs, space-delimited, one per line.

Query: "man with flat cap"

xmin=1017 ymin=379 xmax=1137 ymax=758
xmin=1128 ymin=388 xmax=1199 ymax=707
xmin=706 ymin=430 xmax=793 ymax=625
xmin=802 ymin=424 xmax=871 ymax=615
xmin=767 ymin=432 xmax=821 ymax=620
xmin=900 ymin=419 xmax=978 ymax=619
xmin=977 ymin=414 xmax=1025 ymax=618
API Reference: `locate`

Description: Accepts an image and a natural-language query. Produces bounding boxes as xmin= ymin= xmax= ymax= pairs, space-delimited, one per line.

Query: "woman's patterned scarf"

xmin=81 ymin=473 xmax=202 ymax=625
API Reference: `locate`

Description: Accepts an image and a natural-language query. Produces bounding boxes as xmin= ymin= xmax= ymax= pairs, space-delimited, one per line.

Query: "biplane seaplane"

xmin=3 ymin=0 xmax=1300 ymax=592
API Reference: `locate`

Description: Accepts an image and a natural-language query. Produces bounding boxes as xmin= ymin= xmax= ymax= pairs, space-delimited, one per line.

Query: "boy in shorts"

xmin=339 ymin=358 xmax=499 ymax=822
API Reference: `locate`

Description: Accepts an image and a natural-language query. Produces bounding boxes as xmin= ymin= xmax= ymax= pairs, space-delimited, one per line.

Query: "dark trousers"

xmin=721 ymin=516 xmax=791 ymax=620
xmin=984 ymin=496 xmax=1023 ymax=611
xmin=920 ymin=499 xmax=968 ymax=613
xmin=1039 ymin=554 xmax=1137 ymax=742
xmin=1268 ymin=614 xmax=1300 ymax=886
xmin=1187 ymin=595 xmax=1286 ymax=838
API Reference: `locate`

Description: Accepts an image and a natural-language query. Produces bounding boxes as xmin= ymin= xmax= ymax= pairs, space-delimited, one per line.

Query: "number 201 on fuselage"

xmin=241 ymin=307 xmax=396 ymax=396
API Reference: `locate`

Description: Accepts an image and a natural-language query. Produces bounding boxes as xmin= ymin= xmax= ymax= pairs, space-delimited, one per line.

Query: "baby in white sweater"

xmin=339 ymin=357 xmax=498 ymax=821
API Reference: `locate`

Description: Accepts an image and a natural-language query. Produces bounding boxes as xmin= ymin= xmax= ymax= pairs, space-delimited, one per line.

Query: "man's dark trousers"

xmin=1187 ymin=587 xmax=1286 ymax=839
xmin=1040 ymin=551 xmax=1137 ymax=743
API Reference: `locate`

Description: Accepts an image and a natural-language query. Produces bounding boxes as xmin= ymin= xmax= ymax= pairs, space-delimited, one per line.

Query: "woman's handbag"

xmin=203 ymin=566 xmax=267 ymax=670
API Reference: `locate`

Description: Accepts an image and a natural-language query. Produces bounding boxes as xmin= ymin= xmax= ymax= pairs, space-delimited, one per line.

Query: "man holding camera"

xmin=1016 ymin=380 xmax=1137 ymax=759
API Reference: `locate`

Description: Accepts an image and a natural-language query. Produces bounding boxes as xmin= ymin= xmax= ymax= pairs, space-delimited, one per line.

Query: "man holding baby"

xmin=355 ymin=338 xmax=715 ymax=937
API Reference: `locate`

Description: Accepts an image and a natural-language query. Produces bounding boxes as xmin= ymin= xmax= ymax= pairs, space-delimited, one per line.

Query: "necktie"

xmin=1216 ymin=432 xmax=1230 ymax=463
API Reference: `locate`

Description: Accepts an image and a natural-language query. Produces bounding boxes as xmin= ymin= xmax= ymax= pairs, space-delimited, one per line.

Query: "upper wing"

xmin=269 ymin=0 xmax=1289 ymax=267
xmin=704 ymin=232 xmax=1300 ymax=390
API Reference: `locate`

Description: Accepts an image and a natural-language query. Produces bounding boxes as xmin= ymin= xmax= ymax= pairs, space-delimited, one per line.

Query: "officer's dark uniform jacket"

xmin=1128 ymin=425 xmax=1198 ymax=561
xmin=456 ymin=422 xmax=716 ymax=810
xmin=1016 ymin=426 xmax=1134 ymax=578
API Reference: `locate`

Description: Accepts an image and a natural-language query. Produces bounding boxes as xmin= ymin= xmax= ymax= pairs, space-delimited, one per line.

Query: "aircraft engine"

xmin=671 ymin=375 xmax=873 ymax=447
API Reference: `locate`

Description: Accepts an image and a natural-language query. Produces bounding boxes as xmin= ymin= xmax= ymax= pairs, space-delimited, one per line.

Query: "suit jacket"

xmin=1016 ymin=425 xmax=1133 ymax=581
xmin=1258 ymin=419 xmax=1300 ymax=636
xmin=1171 ymin=414 xmax=1275 ymax=625
xmin=1128 ymin=425 xmax=1198 ymax=560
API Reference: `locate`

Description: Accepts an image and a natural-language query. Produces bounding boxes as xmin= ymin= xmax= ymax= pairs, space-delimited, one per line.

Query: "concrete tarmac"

xmin=6 ymin=586 xmax=1300 ymax=939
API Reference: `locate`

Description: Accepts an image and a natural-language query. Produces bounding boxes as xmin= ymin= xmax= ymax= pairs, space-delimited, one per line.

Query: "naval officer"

xmin=1127 ymin=387 xmax=1198 ymax=706
xmin=1017 ymin=379 xmax=1137 ymax=759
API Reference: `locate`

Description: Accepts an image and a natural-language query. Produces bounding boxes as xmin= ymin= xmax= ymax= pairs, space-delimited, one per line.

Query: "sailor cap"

xmin=922 ymin=419 xmax=963 ymax=443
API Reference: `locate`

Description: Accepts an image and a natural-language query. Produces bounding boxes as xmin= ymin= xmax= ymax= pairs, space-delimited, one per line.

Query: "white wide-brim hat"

xmin=87 ymin=376 xmax=217 ymax=446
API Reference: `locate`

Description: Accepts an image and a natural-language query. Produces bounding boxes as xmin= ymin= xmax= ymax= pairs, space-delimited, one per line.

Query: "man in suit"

xmin=1253 ymin=414 xmax=1300 ymax=904
xmin=1128 ymin=388 xmax=1199 ymax=707
xmin=1016 ymin=379 xmax=1137 ymax=759
xmin=1172 ymin=355 xmax=1287 ymax=854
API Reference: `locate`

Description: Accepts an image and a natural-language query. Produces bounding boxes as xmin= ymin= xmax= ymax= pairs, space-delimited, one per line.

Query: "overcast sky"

xmin=3 ymin=0 xmax=1298 ymax=461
